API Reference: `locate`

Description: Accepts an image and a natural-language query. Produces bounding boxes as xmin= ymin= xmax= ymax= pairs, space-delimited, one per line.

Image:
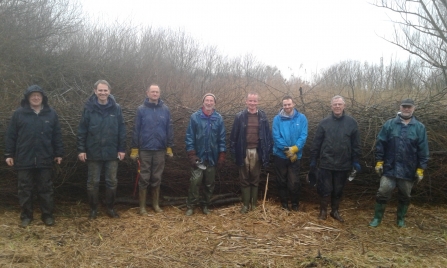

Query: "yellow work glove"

xmin=375 ymin=161 xmax=383 ymax=177
xmin=415 ymin=168 xmax=424 ymax=184
xmin=289 ymin=154 xmax=297 ymax=163
xmin=130 ymin=148 xmax=139 ymax=161
xmin=166 ymin=147 xmax=173 ymax=157
xmin=284 ymin=145 xmax=299 ymax=158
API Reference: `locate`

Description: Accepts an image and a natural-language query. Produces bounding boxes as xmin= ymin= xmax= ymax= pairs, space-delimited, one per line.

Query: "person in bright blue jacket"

xmin=185 ymin=93 xmax=226 ymax=216
xmin=272 ymin=96 xmax=308 ymax=211
xmin=130 ymin=84 xmax=174 ymax=215
xmin=370 ymin=98 xmax=429 ymax=228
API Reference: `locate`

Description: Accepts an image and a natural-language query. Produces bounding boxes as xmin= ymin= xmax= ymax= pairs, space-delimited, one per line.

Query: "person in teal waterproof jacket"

xmin=185 ymin=93 xmax=226 ymax=216
xmin=370 ymin=98 xmax=429 ymax=228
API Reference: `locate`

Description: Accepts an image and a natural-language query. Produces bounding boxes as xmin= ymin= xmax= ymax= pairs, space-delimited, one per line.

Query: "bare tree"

xmin=373 ymin=0 xmax=447 ymax=86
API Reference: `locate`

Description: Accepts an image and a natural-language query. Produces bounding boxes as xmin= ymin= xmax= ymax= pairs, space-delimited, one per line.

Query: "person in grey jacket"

xmin=77 ymin=80 xmax=126 ymax=220
xmin=5 ymin=85 xmax=64 ymax=227
xmin=310 ymin=95 xmax=361 ymax=222
xmin=370 ymin=99 xmax=429 ymax=228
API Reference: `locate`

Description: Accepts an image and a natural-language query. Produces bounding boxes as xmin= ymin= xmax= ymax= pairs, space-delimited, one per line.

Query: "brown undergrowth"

xmin=1 ymin=197 xmax=447 ymax=267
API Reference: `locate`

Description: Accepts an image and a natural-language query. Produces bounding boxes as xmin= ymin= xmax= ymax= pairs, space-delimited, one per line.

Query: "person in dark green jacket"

xmin=5 ymin=85 xmax=64 ymax=227
xmin=77 ymin=80 xmax=126 ymax=220
xmin=370 ymin=99 xmax=429 ymax=228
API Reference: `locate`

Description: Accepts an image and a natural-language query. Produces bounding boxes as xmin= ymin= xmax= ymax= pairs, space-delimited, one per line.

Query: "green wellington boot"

xmin=396 ymin=203 xmax=409 ymax=228
xmin=369 ymin=202 xmax=386 ymax=227
xmin=240 ymin=187 xmax=250 ymax=214
xmin=151 ymin=186 xmax=163 ymax=213
xmin=139 ymin=188 xmax=148 ymax=215
xmin=250 ymin=186 xmax=258 ymax=211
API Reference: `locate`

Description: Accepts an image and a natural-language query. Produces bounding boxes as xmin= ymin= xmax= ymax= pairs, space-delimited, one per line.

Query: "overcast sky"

xmin=79 ymin=0 xmax=409 ymax=80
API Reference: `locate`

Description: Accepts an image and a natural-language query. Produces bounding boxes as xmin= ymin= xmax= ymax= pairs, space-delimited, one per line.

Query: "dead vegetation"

xmin=1 ymin=195 xmax=447 ymax=267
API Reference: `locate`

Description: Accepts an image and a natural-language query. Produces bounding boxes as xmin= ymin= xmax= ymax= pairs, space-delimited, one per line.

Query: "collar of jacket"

xmin=85 ymin=94 xmax=116 ymax=112
xmin=394 ymin=115 xmax=416 ymax=125
xmin=331 ymin=111 xmax=345 ymax=120
xmin=144 ymin=98 xmax=163 ymax=108
xmin=279 ymin=108 xmax=299 ymax=119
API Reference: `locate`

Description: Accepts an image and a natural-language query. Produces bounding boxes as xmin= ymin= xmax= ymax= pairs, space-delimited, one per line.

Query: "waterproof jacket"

xmin=131 ymin=98 xmax=173 ymax=150
xmin=376 ymin=115 xmax=429 ymax=180
xmin=5 ymin=101 xmax=64 ymax=170
xmin=310 ymin=112 xmax=361 ymax=171
xmin=230 ymin=109 xmax=272 ymax=167
xmin=77 ymin=94 xmax=126 ymax=161
xmin=185 ymin=108 xmax=226 ymax=166
xmin=272 ymin=108 xmax=308 ymax=159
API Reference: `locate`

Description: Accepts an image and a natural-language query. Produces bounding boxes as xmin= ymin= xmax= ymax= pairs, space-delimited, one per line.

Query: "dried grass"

xmin=1 ymin=197 xmax=447 ymax=267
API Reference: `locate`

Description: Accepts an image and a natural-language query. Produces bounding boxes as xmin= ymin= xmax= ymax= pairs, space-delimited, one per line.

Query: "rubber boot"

xmin=240 ymin=187 xmax=250 ymax=214
xmin=185 ymin=205 xmax=194 ymax=216
xmin=281 ymin=202 xmax=290 ymax=211
xmin=396 ymin=202 xmax=409 ymax=228
xmin=151 ymin=186 xmax=163 ymax=213
xmin=330 ymin=198 xmax=344 ymax=222
xmin=369 ymin=202 xmax=386 ymax=227
xmin=202 ymin=206 xmax=210 ymax=215
xmin=87 ymin=189 xmax=98 ymax=220
xmin=105 ymin=188 xmax=119 ymax=218
xmin=250 ymin=186 xmax=258 ymax=211
xmin=139 ymin=188 xmax=148 ymax=215
xmin=318 ymin=196 xmax=329 ymax=220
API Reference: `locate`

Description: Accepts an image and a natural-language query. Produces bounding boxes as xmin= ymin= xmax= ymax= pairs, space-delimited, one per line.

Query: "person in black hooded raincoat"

xmin=5 ymin=85 xmax=64 ymax=227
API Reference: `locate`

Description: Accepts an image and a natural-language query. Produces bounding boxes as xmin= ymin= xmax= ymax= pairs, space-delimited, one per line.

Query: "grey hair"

xmin=331 ymin=95 xmax=345 ymax=104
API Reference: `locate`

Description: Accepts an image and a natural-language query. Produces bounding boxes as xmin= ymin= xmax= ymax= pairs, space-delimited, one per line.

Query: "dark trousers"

xmin=317 ymin=168 xmax=349 ymax=206
xmin=274 ymin=156 xmax=301 ymax=204
xmin=18 ymin=168 xmax=54 ymax=220
xmin=87 ymin=160 xmax=118 ymax=191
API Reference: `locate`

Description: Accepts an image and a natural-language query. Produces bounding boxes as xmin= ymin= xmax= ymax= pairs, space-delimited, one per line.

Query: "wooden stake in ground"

xmin=262 ymin=173 xmax=269 ymax=214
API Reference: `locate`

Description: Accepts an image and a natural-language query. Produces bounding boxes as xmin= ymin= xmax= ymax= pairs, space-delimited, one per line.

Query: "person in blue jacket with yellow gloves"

xmin=272 ymin=96 xmax=308 ymax=211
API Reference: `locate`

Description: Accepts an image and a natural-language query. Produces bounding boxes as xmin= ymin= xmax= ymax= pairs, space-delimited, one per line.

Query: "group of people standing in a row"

xmin=5 ymin=81 xmax=429 ymax=229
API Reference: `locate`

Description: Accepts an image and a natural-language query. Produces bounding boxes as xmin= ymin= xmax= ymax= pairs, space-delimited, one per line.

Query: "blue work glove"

xmin=352 ymin=162 xmax=361 ymax=172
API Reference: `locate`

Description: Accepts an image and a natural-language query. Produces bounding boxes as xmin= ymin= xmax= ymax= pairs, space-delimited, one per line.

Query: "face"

xmin=28 ymin=92 xmax=43 ymax=108
xmin=282 ymin=98 xmax=294 ymax=114
xmin=400 ymin=104 xmax=415 ymax=117
xmin=331 ymin=97 xmax=345 ymax=117
xmin=95 ymin=83 xmax=110 ymax=104
xmin=147 ymin=85 xmax=160 ymax=103
xmin=203 ymin=96 xmax=216 ymax=112
xmin=245 ymin=94 xmax=259 ymax=113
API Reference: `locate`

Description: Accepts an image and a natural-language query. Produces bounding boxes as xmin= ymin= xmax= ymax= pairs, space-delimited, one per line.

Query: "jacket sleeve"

xmin=229 ymin=114 xmax=239 ymax=156
xmin=272 ymin=115 xmax=287 ymax=151
xmin=417 ymin=124 xmax=429 ymax=169
xmin=76 ymin=109 xmax=89 ymax=154
xmin=4 ymin=111 xmax=18 ymax=158
xmin=295 ymin=114 xmax=308 ymax=150
xmin=51 ymin=111 xmax=64 ymax=157
xmin=375 ymin=122 xmax=389 ymax=161
xmin=117 ymin=105 xmax=127 ymax=153
xmin=218 ymin=116 xmax=226 ymax=153
xmin=351 ymin=120 xmax=361 ymax=163
xmin=310 ymin=122 xmax=324 ymax=162
xmin=131 ymin=108 xmax=141 ymax=149
xmin=166 ymin=108 xmax=174 ymax=147
xmin=185 ymin=114 xmax=196 ymax=152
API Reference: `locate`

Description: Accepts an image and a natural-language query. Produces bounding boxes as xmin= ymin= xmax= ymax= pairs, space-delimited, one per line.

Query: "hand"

xmin=289 ymin=154 xmax=297 ymax=163
xmin=415 ymin=168 xmax=424 ymax=183
xmin=352 ymin=162 xmax=361 ymax=172
xmin=218 ymin=152 xmax=226 ymax=170
xmin=166 ymin=147 xmax=173 ymax=157
xmin=78 ymin=153 xmax=87 ymax=162
xmin=117 ymin=152 xmax=125 ymax=161
xmin=54 ymin=157 xmax=62 ymax=164
xmin=187 ymin=150 xmax=200 ymax=168
xmin=5 ymin=158 xmax=14 ymax=166
xmin=130 ymin=148 xmax=139 ymax=160
xmin=375 ymin=161 xmax=383 ymax=177
xmin=284 ymin=145 xmax=299 ymax=158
